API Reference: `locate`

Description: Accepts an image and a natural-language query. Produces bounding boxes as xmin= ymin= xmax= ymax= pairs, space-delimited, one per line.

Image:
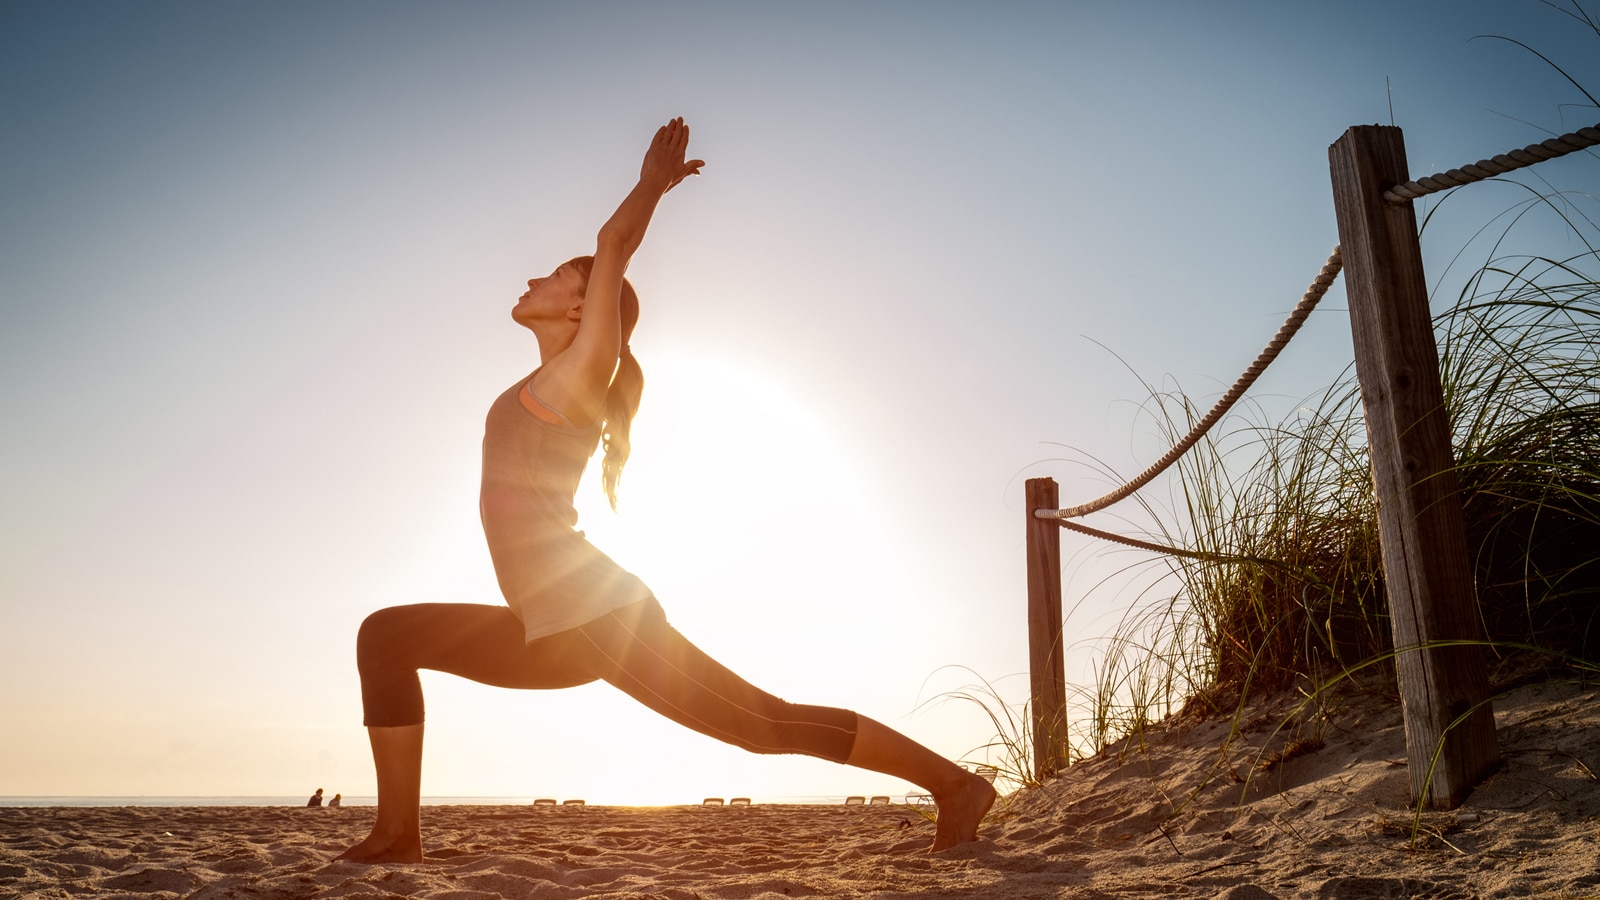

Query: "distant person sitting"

xmin=329 ymin=794 xmax=342 ymax=808
xmin=307 ymin=788 xmax=324 ymax=808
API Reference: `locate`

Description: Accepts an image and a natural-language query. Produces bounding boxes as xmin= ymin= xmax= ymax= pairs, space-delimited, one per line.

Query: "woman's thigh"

xmin=576 ymin=600 xmax=857 ymax=761
xmin=362 ymin=603 xmax=604 ymax=691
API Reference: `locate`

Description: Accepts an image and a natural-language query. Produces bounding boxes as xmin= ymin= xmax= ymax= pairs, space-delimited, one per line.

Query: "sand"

xmin=3 ymin=680 xmax=1597 ymax=899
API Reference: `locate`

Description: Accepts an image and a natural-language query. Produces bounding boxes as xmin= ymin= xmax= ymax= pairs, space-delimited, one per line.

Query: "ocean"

xmin=0 ymin=795 xmax=889 ymax=808
xmin=5 ymin=796 xmax=421 ymax=808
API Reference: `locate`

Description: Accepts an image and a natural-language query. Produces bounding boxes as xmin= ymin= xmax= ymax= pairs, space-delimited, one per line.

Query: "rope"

xmin=1384 ymin=123 xmax=1600 ymax=203
xmin=1034 ymin=123 xmax=1595 ymax=558
xmin=1042 ymin=247 xmax=1344 ymax=521
xmin=1049 ymin=515 xmax=1225 ymax=562
xmin=1041 ymin=515 xmax=1287 ymax=568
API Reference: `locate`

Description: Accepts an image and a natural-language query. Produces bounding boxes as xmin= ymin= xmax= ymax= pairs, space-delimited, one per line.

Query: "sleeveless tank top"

xmin=479 ymin=372 xmax=652 ymax=643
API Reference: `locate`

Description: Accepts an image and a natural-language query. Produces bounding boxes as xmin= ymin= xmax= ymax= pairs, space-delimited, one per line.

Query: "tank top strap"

xmin=520 ymin=377 xmax=576 ymax=428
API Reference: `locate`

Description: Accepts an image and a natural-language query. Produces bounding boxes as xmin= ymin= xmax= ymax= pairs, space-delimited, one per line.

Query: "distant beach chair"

xmin=562 ymin=799 xmax=585 ymax=806
xmin=844 ymin=796 xmax=866 ymax=806
xmin=729 ymin=797 xmax=751 ymax=806
xmin=868 ymin=795 xmax=890 ymax=805
xmin=905 ymin=793 xmax=934 ymax=806
xmin=533 ymin=798 xmax=557 ymax=806
xmin=974 ymin=765 xmax=999 ymax=784
xmin=702 ymin=798 xmax=724 ymax=806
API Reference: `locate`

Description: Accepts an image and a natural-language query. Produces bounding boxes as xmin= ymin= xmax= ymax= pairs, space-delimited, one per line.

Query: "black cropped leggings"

xmin=356 ymin=598 xmax=859 ymax=764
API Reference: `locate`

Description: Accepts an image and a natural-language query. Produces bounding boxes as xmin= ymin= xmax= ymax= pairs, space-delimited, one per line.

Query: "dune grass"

xmin=1056 ymin=176 xmax=1600 ymax=754
xmin=949 ymin=39 xmax=1600 ymax=790
xmin=1078 ymin=173 xmax=1600 ymax=717
xmin=1044 ymin=1 xmax=1600 ymax=771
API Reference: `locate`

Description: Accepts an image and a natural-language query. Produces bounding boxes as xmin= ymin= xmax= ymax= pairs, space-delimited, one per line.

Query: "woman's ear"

xmin=565 ymin=301 xmax=584 ymax=322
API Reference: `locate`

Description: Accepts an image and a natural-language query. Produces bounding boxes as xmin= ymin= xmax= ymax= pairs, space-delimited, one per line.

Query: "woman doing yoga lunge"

xmin=336 ymin=118 xmax=995 ymax=863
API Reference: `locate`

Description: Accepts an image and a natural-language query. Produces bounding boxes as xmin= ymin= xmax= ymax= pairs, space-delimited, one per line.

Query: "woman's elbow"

xmin=595 ymin=223 xmax=627 ymax=252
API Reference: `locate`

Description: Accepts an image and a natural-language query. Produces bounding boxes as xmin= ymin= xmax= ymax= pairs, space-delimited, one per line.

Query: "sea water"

xmin=0 ymin=795 xmax=883 ymax=807
xmin=1 ymin=796 xmax=485 ymax=808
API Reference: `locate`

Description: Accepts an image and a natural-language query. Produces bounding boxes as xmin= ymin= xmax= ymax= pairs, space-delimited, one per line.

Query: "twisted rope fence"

xmin=1038 ymin=248 xmax=1343 ymax=523
xmin=1384 ymin=124 xmax=1600 ymax=203
xmin=1037 ymin=120 xmax=1600 ymax=540
xmin=1025 ymin=119 xmax=1599 ymax=797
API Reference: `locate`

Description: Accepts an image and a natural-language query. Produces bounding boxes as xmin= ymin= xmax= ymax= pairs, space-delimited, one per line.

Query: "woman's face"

xmin=513 ymin=261 xmax=586 ymax=325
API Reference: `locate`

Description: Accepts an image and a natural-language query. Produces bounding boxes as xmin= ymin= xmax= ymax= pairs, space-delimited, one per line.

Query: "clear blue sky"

xmin=2 ymin=1 xmax=1594 ymax=803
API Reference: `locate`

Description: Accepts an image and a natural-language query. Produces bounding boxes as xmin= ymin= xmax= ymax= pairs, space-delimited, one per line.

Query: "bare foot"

xmin=929 ymin=770 xmax=997 ymax=852
xmin=335 ymin=829 xmax=423 ymax=864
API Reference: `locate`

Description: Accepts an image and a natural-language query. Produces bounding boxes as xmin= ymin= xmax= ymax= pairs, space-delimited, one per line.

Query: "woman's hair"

xmin=566 ymin=256 xmax=643 ymax=511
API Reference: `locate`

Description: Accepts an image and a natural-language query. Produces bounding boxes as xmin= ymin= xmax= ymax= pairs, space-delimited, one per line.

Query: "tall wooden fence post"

xmin=1329 ymin=125 xmax=1498 ymax=808
xmin=1025 ymin=477 xmax=1068 ymax=781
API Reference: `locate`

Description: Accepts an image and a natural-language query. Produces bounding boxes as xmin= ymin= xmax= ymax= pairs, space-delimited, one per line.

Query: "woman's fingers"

xmin=647 ymin=118 xmax=700 ymax=192
xmin=650 ymin=119 xmax=687 ymax=154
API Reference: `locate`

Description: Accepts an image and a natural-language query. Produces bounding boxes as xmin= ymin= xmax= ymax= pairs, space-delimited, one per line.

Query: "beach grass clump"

xmin=956 ymin=221 xmax=1598 ymax=790
xmin=1076 ymin=173 xmax=1600 ymax=749
xmin=1200 ymin=198 xmax=1595 ymax=694
xmin=1443 ymin=233 xmax=1600 ymax=671
xmin=966 ymin=11 xmax=1600 ymax=776
xmin=927 ymin=667 xmax=1041 ymax=793
xmin=1038 ymin=67 xmax=1600 ymax=764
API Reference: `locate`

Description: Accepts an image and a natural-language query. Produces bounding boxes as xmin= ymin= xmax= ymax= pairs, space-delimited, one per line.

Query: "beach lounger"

xmin=843 ymin=796 xmax=865 ymax=805
xmin=533 ymin=799 xmax=557 ymax=806
xmin=702 ymin=798 xmax=724 ymax=806
xmin=729 ymin=798 xmax=751 ymax=806
xmin=562 ymin=799 xmax=585 ymax=806
xmin=868 ymin=796 xmax=890 ymax=805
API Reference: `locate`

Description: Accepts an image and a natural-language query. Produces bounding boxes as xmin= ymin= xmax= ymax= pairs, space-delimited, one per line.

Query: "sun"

xmin=570 ymin=351 xmax=901 ymax=645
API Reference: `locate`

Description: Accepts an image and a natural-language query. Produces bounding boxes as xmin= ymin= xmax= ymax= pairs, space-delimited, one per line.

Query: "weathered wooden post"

xmin=1329 ymin=125 xmax=1498 ymax=808
xmin=1025 ymin=477 xmax=1069 ymax=780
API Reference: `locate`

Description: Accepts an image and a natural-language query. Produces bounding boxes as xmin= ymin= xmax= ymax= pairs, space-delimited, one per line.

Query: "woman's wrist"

xmin=636 ymin=173 xmax=673 ymax=195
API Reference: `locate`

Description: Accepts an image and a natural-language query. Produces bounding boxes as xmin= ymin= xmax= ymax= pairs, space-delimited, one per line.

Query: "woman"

xmin=336 ymin=118 xmax=995 ymax=863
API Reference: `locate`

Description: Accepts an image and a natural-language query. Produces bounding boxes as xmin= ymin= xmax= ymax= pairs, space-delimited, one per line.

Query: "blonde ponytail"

xmin=565 ymin=256 xmax=644 ymax=510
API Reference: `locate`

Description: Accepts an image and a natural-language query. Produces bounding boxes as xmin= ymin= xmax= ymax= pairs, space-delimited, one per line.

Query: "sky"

xmin=2 ymin=1 xmax=1595 ymax=806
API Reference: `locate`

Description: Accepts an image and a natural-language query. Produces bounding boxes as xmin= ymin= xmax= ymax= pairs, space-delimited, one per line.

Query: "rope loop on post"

xmin=1384 ymin=123 xmax=1600 ymax=203
xmin=1043 ymin=247 xmax=1343 ymax=521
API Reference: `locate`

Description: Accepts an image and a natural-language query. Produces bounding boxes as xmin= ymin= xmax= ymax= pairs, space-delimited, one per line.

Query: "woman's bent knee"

xmin=357 ymin=607 xmax=428 ymax=727
xmin=357 ymin=606 xmax=417 ymax=670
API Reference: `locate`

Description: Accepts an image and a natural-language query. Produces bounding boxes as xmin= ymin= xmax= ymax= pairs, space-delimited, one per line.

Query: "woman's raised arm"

xmin=536 ymin=119 xmax=702 ymax=422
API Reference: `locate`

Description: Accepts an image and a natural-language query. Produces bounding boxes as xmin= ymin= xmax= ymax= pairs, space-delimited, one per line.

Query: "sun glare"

xmin=415 ymin=352 xmax=921 ymax=802
xmin=573 ymin=352 xmax=902 ymax=645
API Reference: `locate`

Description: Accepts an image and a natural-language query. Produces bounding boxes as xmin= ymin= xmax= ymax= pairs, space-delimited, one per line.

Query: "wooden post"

xmin=1329 ymin=125 xmax=1498 ymax=808
xmin=1025 ymin=477 xmax=1068 ymax=781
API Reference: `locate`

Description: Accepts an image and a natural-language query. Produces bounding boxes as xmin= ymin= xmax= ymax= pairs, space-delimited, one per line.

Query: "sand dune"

xmin=2 ymin=681 xmax=1597 ymax=898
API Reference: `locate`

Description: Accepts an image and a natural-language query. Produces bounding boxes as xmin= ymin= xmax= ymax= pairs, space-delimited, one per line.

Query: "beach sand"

xmin=3 ymin=680 xmax=1597 ymax=899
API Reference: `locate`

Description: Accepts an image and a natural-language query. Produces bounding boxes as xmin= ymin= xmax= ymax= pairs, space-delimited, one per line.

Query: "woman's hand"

xmin=546 ymin=117 xmax=703 ymax=427
xmin=640 ymin=116 xmax=705 ymax=194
